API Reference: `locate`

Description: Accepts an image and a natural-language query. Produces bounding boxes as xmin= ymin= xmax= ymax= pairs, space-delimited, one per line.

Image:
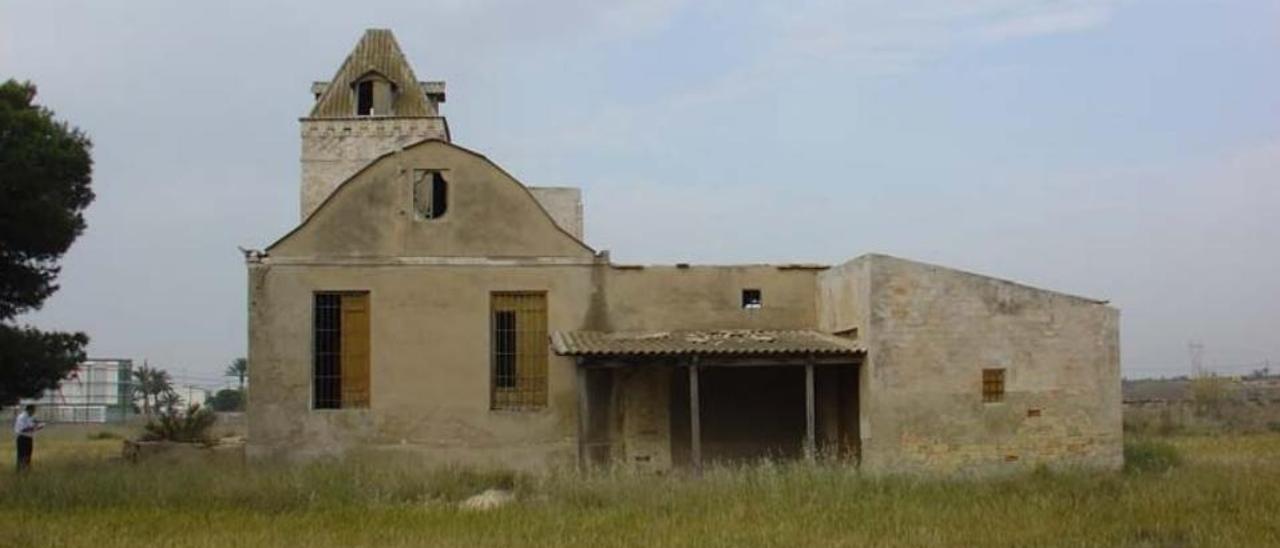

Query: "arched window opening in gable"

xmin=413 ymin=170 xmax=448 ymax=219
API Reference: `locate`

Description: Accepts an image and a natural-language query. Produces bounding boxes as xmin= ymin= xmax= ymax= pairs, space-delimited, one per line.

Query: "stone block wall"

xmin=299 ymin=117 xmax=449 ymax=219
xmin=856 ymin=255 xmax=1123 ymax=474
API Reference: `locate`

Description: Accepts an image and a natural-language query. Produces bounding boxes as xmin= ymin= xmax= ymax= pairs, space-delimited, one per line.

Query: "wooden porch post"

xmin=805 ymin=355 xmax=816 ymax=461
xmin=576 ymin=359 xmax=588 ymax=472
xmin=689 ymin=357 xmax=702 ymax=474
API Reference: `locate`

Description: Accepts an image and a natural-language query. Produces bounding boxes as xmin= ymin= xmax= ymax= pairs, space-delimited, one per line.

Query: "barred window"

xmin=491 ymin=292 xmax=548 ymax=410
xmin=982 ymin=368 xmax=1005 ymax=403
xmin=314 ymin=292 xmax=371 ymax=409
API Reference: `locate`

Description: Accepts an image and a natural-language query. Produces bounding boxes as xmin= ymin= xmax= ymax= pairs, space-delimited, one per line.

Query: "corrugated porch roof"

xmin=551 ymin=329 xmax=863 ymax=358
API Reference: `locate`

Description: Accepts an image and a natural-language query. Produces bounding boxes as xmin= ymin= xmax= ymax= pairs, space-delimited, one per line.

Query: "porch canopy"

xmin=550 ymin=329 xmax=864 ymax=366
xmin=552 ymin=329 xmax=863 ymax=470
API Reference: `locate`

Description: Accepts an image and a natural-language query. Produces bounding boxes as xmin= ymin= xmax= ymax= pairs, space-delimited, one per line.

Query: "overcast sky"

xmin=1 ymin=0 xmax=1277 ymax=386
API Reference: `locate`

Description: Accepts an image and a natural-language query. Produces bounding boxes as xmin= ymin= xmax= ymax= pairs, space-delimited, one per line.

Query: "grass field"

xmin=2 ymin=427 xmax=1279 ymax=547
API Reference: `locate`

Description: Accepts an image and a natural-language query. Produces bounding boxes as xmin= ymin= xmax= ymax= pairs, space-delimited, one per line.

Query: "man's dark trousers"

xmin=15 ymin=436 xmax=32 ymax=472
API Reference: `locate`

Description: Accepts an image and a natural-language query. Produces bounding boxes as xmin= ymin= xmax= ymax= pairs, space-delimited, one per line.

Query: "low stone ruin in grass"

xmin=122 ymin=404 xmax=244 ymax=463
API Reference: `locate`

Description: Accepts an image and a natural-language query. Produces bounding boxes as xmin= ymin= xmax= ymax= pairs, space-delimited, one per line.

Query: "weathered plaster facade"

xmin=247 ymin=29 xmax=1122 ymax=475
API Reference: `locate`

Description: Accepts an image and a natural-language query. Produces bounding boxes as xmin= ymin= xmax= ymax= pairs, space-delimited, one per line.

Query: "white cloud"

xmin=974 ymin=3 xmax=1116 ymax=42
xmin=771 ymin=0 xmax=1120 ymax=71
xmin=533 ymin=0 xmax=1124 ymax=155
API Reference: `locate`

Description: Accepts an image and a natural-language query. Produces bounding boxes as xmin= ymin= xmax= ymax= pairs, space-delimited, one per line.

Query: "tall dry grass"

xmin=2 ymin=430 xmax=1280 ymax=547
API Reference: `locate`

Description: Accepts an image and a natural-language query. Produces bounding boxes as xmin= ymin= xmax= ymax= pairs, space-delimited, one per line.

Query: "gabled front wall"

xmin=250 ymin=139 xmax=598 ymax=468
xmin=821 ymin=255 xmax=1122 ymax=475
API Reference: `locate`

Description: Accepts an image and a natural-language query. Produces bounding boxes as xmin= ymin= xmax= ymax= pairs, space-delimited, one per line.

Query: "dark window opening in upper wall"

xmin=742 ymin=289 xmax=763 ymax=309
xmin=413 ymin=170 xmax=448 ymax=219
xmin=356 ymin=80 xmax=374 ymax=115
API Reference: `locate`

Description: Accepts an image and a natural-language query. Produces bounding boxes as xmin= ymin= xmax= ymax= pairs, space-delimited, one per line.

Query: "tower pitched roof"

xmin=308 ymin=29 xmax=435 ymax=118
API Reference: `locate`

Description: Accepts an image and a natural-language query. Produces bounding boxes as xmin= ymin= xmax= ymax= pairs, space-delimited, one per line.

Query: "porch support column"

xmin=804 ymin=355 xmax=816 ymax=462
xmin=576 ymin=359 xmax=588 ymax=473
xmin=689 ymin=357 xmax=702 ymax=475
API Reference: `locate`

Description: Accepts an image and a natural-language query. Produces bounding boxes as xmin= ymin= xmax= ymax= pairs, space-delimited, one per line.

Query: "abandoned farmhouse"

xmin=245 ymin=29 xmax=1123 ymax=475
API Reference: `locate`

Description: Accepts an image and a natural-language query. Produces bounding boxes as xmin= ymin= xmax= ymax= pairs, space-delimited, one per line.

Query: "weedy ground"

xmin=1 ymin=425 xmax=1278 ymax=547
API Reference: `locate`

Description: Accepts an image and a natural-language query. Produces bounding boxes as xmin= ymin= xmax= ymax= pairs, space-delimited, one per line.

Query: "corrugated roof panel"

xmin=551 ymin=329 xmax=863 ymax=358
xmin=308 ymin=29 xmax=435 ymax=118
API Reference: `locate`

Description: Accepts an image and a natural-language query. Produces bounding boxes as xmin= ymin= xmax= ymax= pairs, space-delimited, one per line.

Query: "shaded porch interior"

xmin=581 ymin=362 xmax=859 ymax=470
xmin=669 ymin=364 xmax=859 ymax=465
xmin=559 ymin=329 xmax=865 ymax=471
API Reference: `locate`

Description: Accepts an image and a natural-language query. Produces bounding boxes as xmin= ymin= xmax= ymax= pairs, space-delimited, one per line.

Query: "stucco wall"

xmin=300 ymin=118 xmax=449 ymax=219
xmin=847 ymin=255 xmax=1122 ymax=474
xmin=600 ymin=266 xmax=820 ymax=332
xmin=614 ymin=368 xmax=673 ymax=472
xmin=247 ymin=263 xmax=597 ymax=469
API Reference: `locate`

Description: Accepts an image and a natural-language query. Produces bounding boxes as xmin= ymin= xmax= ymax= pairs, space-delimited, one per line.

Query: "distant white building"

xmin=22 ymin=359 xmax=134 ymax=423
xmin=173 ymin=384 xmax=209 ymax=408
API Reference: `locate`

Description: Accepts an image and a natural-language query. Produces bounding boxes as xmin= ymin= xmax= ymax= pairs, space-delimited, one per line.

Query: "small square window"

xmin=742 ymin=289 xmax=762 ymax=309
xmin=982 ymin=368 xmax=1005 ymax=403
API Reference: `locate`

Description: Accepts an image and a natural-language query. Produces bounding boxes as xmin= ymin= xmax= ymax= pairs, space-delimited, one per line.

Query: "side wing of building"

xmin=818 ymin=254 xmax=1122 ymax=474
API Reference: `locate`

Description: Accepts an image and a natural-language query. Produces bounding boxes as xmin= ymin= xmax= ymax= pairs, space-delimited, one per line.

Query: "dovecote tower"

xmin=300 ymin=29 xmax=449 ymax=219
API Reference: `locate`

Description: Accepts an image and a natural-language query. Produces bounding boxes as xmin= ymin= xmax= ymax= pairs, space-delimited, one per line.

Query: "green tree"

xmin=225 ymin=357 xmax=248 ymax=391
xmin=207 ymin=388 xmax=244 ymax=412
xmin=0 ymin=80 xmax=95 ymax=406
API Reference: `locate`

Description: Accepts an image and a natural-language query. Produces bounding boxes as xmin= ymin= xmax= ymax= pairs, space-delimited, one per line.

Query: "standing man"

xmin=14 ymin=405 xmax=44 ymax=472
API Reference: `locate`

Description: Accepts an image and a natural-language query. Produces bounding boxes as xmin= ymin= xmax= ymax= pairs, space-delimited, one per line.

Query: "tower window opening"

xmin=356 ymin=80 xmax=374 ymax=115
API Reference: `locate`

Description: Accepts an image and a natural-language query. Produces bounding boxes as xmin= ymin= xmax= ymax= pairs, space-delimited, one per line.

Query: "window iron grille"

xmin=313 ymin=292 xmax=370 ymax=409
xmin=982 ymin=368 xmax=1005 ymax=403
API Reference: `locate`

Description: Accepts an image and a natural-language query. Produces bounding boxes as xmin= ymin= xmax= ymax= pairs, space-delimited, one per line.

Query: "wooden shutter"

xmin=340 ymin=293 xmax=371 ymax=408
xmin=491 ymin=293 xmax=548 ymax=409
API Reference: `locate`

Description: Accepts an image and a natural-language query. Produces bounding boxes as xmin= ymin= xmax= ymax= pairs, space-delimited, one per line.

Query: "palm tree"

xmin=132 ymin=365 xmax=154 ymax=415
xmin=132 ymin=364 xmax=174 ymax=415
xmin=225 ymin=358 xmax=248 ymax=391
